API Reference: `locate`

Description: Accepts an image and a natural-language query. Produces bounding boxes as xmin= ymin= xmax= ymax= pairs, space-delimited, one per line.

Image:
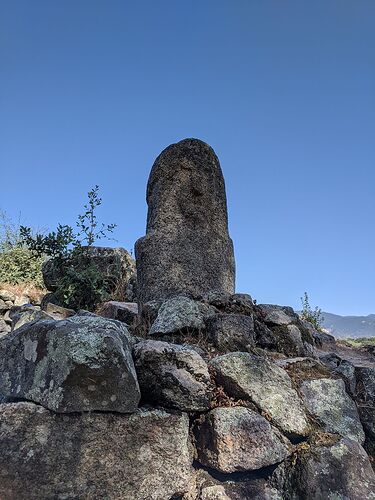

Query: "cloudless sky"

xmin=1 ymin=1 xmax=374 ymax=315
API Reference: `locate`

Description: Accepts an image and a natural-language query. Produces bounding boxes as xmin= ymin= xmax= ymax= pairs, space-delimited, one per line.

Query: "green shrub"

xmin=0 ymin=211 xmax=44 ymax=287
xmin=0 ymin=246 xmax=44 ymax=287
xmin=54 ymin=261 xmax=110 ymax=311
xmin=20 ymin=186 xmax=117 ymax=311
xmin=300 ymin=292 xmax=324 ymax=331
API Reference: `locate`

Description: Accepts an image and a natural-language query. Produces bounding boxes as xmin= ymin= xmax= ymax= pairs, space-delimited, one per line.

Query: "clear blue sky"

xmin=1 ymin=1 xmax=374 ymax=315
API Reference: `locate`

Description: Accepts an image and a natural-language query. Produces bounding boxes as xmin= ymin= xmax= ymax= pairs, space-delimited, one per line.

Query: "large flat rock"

xmin=0 ymin=402 xmax=193 ymax=500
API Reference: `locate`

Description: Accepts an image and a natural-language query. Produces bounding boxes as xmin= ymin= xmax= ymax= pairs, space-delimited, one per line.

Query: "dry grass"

xmin=309 ymin=431 xmax=341 ymax=447
xmin=290 ymin=442 xmax=311 ymax=466
xmin=108 ymin=276 xmax=128 ymax=302
xmin=210 ymin=385 xmax=252 ymax=409
xmin=131 ymin=311 xmax=154 ymax=338
xmin=282 ymin=360 xmax=333 ymax=386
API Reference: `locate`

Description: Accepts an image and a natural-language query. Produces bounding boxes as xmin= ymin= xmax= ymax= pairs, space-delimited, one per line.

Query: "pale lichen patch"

xmin=23 ymin=338 xmax=38 ymax=362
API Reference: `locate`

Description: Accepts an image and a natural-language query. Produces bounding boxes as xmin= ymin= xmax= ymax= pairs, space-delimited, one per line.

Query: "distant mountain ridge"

xmin=322 ymin=311 xmax=375 ymax=338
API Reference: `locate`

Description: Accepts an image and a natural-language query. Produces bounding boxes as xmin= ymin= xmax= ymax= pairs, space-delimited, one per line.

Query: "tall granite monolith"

xmin=135 ymin=138 xmax=235 ymax=304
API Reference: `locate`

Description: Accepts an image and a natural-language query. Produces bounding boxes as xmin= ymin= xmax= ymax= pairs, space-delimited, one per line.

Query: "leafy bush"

xmin=20 ymin=223 xmax=76 ymax=260
xmin=20 ymin=186 xmax=117 ymax=311
xmin=54 ymin=259 xmax=110 ymax=310
xmin=300 ymin=292 xmax=324 ymax=331
xmin=0 ymin=246 xmax=45 ymax=287
xmin=0 ymin=211 xmax=44 ymax=287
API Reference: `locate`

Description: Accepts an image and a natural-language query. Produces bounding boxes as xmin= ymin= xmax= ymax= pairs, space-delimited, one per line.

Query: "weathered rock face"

xmin=203 ymin=292 xmax=254 ymax=316
xmin=274 ymin=437 xmax=375 ymax=500
xmin=255 ymin=304 xmax=316 ymax=357
xmin=188 ymin=469 xmax=283 ymax=499
xmin=100 ymin=300 xmax=138 ymax=325
xmin=210 ymin=352 xmax=310 ymax=438
xmin=194 ymin=407 xmax=292 ymax=473
xmin=0 ymin=402 xmax=193 ymax=500
xmin=258 ymin=305 xmax=299 ymax=326
xmin=44 ymin=302 xmax=76 ymax=320
xmin=135 ymin=139 xmax=235 ymax=304
xmin=133 ymin=339 xmax=213 ymax=412
xmin=0 ymin=315 xmax=140 ymax=413
xmin=199 ymin=481 xmax=282 ymax=500
xmin=205 ymin=313 xmax=255 ymax=352
xmin=355 ymin=366 xmax=375 ymax=402
xmin=300 ymin=378 xmax=365 ymax=443
xmin=354 ymin=366 xmax=375 ymax=454
xmin=9 ymin=305 xmax=52 ymax=331
xmin=319 ymin=352 xmax=356 ymax=393
xmin=149 ymin=295 xmax=213 ymax=336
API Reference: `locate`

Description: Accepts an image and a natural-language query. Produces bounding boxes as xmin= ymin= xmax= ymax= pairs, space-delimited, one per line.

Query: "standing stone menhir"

xmin=135 ymin=138 xmax=235 ymax=305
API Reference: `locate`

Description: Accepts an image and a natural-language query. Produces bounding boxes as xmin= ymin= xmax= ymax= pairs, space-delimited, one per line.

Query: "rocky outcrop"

xmin=210 ymin=352 xmax=310 ymax=438
xmin=274 ymin=437 xmax=375 ymax=500
xmin=1 ymin=139 xmax=374 ymax=498
xmin=133 ymin=339 xmax=212 ymax=411
xmin=205 ymin=313 xmax=255 ymax=352
xmin=135 ymin=139 xmax=235 ymax=304
xmin=99 ymin=300 xmax=138 ymax=325
xmin=0 ymin=315 xmax=140 ymax=412
xmin=194 ymin=406 xmax=292 ymax=473
xmin=300 ymin=378 xmax=365 ymax=443
xmin=149 ymin=295 xmax=213 ymax=335
xmin=0 ymin=402 xmax=193 ymax=500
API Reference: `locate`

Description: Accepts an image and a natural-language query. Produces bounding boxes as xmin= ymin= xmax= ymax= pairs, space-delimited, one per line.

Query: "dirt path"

xmin=318 ymin=341 xmax=375 ymax=369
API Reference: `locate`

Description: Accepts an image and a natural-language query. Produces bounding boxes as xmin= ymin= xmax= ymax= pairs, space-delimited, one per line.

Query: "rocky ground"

xmin=0 ymin=287 xmax=374 ymax=499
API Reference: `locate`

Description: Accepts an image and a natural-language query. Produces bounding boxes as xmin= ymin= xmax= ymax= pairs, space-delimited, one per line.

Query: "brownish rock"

xmin=99 ymin=300 xmax=138 ymax=325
